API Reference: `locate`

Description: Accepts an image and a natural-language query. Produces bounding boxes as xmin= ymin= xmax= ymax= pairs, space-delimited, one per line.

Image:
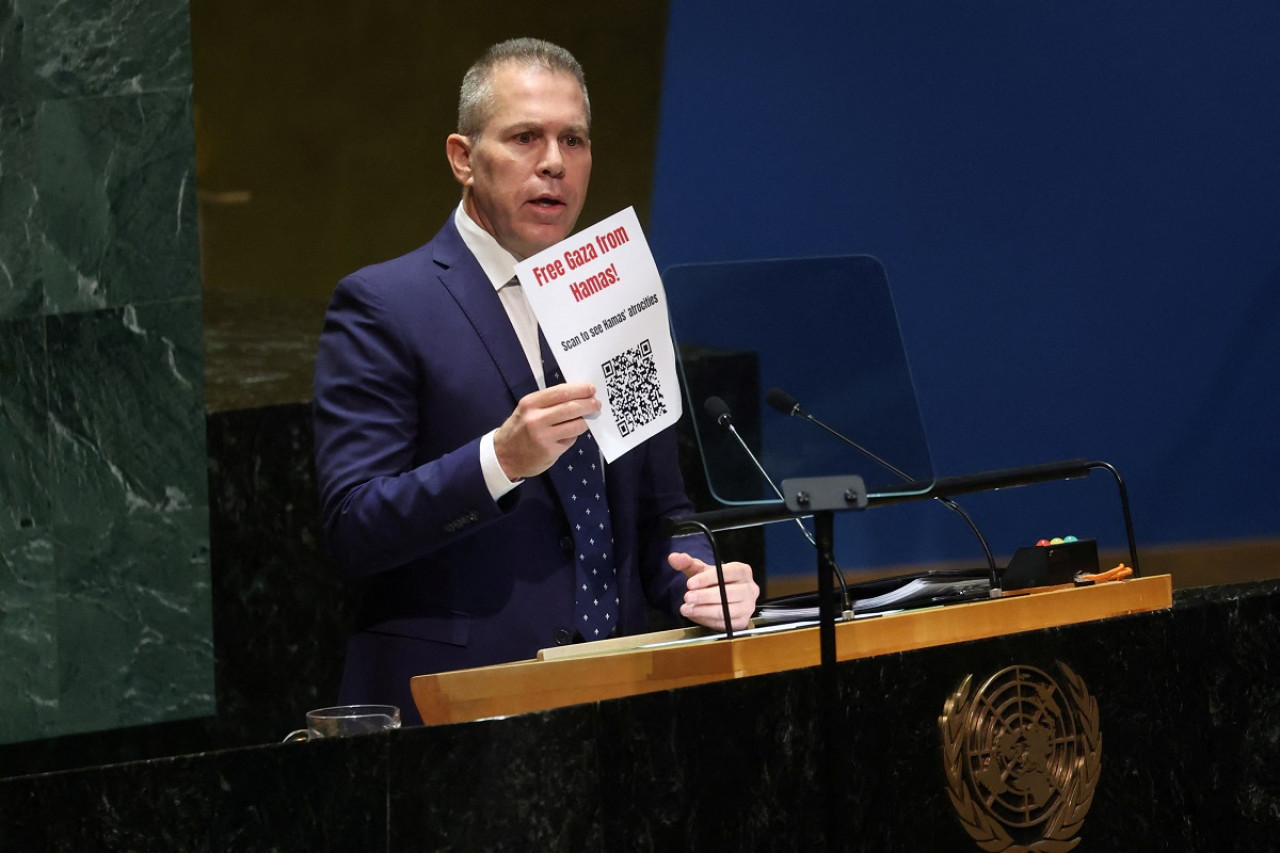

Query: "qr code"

xmin=602 ymin=339 xmax=667 ymax=437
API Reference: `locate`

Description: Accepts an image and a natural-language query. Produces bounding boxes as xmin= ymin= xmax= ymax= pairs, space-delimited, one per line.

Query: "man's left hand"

xmin=669 ymin=552 xmax=759 ymax=632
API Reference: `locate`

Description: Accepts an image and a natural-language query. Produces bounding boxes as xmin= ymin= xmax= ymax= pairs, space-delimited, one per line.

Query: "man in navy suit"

xmin=313 ymin=38 xmax=758 ymax=723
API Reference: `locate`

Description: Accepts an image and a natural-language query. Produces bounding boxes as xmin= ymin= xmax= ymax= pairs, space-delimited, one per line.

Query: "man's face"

xmin=449 ymin=64 xmax=592 ymax=260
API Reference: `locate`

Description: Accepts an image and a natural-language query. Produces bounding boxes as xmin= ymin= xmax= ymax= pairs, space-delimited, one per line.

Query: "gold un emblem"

xmin=939 ymin=663 xmax=1101 ymax=852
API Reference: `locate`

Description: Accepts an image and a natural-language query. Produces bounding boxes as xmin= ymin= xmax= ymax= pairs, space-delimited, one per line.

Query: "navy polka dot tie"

xmin=539 ymin=330 xmax=619 ymax=639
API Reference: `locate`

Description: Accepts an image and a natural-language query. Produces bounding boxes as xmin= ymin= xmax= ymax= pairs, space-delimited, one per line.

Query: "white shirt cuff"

xmin=481 ymin=429 xmax=521 ymax=500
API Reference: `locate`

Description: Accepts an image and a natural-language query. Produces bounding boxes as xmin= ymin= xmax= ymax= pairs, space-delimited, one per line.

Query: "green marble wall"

xmin=0 ymin=0 xmax=212 ymax=743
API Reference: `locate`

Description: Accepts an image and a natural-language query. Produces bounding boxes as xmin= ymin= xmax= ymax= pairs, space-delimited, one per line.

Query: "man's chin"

xmin=514 ymin=224 xmax=576 ymax=258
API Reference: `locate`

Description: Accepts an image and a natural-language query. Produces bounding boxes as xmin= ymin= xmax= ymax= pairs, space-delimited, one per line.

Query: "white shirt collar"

xmin=454 ymin=202 xmax=519 ymax=292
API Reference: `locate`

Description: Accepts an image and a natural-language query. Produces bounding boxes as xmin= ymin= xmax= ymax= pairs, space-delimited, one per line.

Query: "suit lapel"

xmin=430 ymin=219 xmax=540 ymax=402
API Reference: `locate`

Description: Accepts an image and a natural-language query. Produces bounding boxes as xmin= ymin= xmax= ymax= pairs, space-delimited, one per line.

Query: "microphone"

xmin=766 ymin=387 xmax=1000 ymax=589
xmin=766 ymin=387 xmax=801 ymax=418
xmin=704 ymin=396 xmax=852 ymax=610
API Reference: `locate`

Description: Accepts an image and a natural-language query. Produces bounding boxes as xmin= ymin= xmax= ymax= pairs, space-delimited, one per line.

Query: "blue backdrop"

xmin=650 ymin=1 xmax=1280 ymax=573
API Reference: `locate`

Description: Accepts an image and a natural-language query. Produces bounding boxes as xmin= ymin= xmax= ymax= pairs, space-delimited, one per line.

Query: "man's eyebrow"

xmin=495 ymin=121 xmax=537 ymax=134
xmin=496 ymin=121 xmax=590 ymax=137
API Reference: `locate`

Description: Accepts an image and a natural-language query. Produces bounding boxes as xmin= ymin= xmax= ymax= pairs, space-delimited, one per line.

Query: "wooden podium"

xmin=411 ymin=574 xmax=1172 ymax=726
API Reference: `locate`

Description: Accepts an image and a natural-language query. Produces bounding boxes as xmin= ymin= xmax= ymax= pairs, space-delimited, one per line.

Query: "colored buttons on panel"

xmin=1035 ymin=535 xmax=1079 ymax=547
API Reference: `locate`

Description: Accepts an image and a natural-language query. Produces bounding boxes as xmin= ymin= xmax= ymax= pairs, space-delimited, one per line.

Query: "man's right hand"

xmin=493 ymin=382 xmax=601 ymax=480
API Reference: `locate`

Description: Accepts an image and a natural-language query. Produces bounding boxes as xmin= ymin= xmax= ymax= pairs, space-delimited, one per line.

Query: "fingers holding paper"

xmin=494 ymin=382 xmax=600 ymax=480
xmin=669 ymin=552 xmax=759 ymax=632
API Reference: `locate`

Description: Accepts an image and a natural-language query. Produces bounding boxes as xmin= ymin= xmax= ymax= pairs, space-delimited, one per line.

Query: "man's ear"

xmin=446 ymin=133 xmax=474 ymax=187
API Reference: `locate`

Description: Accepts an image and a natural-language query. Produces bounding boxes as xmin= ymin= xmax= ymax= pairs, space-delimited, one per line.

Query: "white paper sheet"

xmin=514 ymin=207 xmax=682 ymax=462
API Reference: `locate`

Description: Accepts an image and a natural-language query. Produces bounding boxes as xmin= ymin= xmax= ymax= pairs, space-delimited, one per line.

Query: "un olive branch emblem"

xmin=939 ymin=663 xmax=1101 ymax=852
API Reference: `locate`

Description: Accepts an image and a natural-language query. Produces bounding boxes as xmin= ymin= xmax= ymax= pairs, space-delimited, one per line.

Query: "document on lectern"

xmin=754 ymin=570 xmax=993 ymax=624
xmin=514 ymin=207 xmax=681 ymax=463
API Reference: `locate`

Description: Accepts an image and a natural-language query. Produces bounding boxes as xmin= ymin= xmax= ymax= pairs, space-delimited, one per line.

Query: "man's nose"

xmin=539 ymin=141 xmax=566 ymax=177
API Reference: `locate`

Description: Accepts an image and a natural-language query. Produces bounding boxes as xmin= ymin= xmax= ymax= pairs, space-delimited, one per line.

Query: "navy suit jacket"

xmin=313 ymin=216 xmax=708 ymax=722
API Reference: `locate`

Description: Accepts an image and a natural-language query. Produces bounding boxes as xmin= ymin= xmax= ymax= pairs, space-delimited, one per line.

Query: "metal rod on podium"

xmin=780 ymin=475 xmax=868 ymax=673
xmin=778 ymin=475 xmax=866 ymax=852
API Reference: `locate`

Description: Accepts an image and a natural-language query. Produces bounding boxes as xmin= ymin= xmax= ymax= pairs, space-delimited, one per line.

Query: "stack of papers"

xmin=754 ymin=572 xmax=992 ymax=625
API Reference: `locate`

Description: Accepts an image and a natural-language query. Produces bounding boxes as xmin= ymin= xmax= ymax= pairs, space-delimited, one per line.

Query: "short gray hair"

xmin=457 ymin=38 xmax=591 ymax=139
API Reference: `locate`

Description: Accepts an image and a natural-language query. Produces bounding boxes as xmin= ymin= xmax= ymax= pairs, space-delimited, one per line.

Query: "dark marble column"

xmin=0 ymin=0 xmax=211 ymax=745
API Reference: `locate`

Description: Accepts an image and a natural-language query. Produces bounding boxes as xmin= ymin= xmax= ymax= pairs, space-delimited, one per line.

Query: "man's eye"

xmin=565 ymin=136 xmax=582 ymax=148
xmin=515 ymin=132 xmax=533 ymax=144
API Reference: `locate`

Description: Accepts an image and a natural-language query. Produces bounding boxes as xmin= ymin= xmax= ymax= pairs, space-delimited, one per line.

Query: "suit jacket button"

xmin=558 ymin=535 xmax=573 ymax=554
xmin=553 ymin=628 xmax=574 ymax=646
